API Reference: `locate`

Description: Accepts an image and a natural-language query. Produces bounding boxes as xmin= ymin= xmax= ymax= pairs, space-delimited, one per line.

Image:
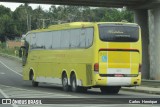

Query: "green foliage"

xmin=0 ymin=42 xmax=20 ymax=56
xmin=102 ymin=8 xmax=122 ymax=21
xmin=0 ymin=42 xmax=6 ymax=48
xmin=0 ymin=48 xmax=15 ymax=56
xmin=32 ymin=6 xmax=49 ymax=29
xmin=121 ymin=9 xmax=134 ymax=22
xmin=13 ymin=4 xmax=33 ymax=35
xmin=0 ymin=5 xmax=18 ymax=42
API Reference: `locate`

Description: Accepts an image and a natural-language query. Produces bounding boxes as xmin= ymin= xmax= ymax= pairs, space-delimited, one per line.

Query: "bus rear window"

xmin=99 ymin=25 xmax=139 ymax=42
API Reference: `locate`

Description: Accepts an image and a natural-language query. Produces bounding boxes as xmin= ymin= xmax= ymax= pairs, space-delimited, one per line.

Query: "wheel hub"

xmin=72 ymin=80 xmax=76 ymax=89
xmin=63 ymin=78 xmax=68 ymax=87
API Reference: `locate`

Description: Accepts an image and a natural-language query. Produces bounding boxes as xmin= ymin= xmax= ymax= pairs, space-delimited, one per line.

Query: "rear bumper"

xmin=94 ymin=73 xmax=141 ymax=86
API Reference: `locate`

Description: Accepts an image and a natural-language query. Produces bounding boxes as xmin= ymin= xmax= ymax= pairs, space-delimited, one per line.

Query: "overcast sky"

xmin=0 ymin=2 xmax=52 ymax=11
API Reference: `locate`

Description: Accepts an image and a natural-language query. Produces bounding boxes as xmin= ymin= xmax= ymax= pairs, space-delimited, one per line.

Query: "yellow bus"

xmin=21 ymin=22 xmax=142 ymax=94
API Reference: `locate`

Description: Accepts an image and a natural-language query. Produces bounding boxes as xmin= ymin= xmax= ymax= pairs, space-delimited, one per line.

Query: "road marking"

xmin=0 ymin=89 xmax=9 ymax=98
xmin=0 ymin=84 xmax=76 ymax=98
xmin=0 ymin=89 xmax=18 ymax=107
xmin=0 ymin=61 xmax=22 ymax=76
xmin=0 ymin=72 xmax=5 ymax=74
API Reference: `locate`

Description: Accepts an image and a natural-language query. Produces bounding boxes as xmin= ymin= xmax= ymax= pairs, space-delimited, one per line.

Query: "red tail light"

xmin=139 ymin=64 xmax=142 ymax=73
xmin=94 ymin=63 xmax=99 ymax=72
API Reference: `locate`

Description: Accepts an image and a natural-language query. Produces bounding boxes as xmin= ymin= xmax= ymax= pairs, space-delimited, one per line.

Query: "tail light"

xmin=94 ymin=63 xmax=99 ymax=72
xmin=139 ymin=64 xmax=142 ymax=73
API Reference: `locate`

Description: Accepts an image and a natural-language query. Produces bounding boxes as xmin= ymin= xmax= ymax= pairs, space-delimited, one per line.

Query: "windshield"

xmin=99 ymin=24 xmax=139 ymax=42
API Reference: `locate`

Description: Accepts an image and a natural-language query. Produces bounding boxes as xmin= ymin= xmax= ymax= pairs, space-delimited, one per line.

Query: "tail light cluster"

xmin=94 ymin=63 xmax=99 ymax=72
xmin=139 ymin=64 xmax=142 ymax=73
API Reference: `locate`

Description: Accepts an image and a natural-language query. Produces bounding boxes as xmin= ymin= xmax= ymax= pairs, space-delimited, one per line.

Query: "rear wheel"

xmin=31 ymin=73 xmax=39 ymax=87
xmin=80 ymin=87 xmax=88 ymax=93
xmin=100 ymin=86 xmax=121 ymax=94
xmin=62 ymin=73 xmax=69 ymax=91
xmin=71 ymin=74 xmax=79 ymax=92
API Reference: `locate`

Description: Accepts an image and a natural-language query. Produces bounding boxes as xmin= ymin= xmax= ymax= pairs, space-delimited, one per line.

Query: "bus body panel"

xmin=22 ymin=22 xmax=142 ymax=89
xmin=24 ymin=48 xmax=95 ymax=87
xmin=95 ymin=23 xmax=142 ymax=86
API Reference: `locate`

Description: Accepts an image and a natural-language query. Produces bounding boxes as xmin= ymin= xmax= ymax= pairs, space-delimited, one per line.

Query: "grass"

xmin=0 ymin=42 xmax=20 ymax=56
xmin=0 ymin=48 xmax=16 ymax=56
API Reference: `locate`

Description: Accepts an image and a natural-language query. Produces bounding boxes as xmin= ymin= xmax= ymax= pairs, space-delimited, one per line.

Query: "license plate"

xmin=115 ymin=74 xmax=123 ymax=77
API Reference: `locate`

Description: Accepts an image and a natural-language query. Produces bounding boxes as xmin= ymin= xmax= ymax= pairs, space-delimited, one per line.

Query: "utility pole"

xmin=26 ymin=14 xmax=31 ymax=31
xmin=26 ymin=14 xmax=28 ymax=31
xmin=29 ymin=14 xmax=31 ymax=31
xmin=25 ymin=3 xmax=31 ymax=31
xmin=39 ymin=19 xmax=50 ymax=28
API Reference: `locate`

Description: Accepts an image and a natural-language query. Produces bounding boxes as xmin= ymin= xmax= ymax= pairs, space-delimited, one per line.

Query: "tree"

xmin=0 ymin=5 xmax=17 ymax=42
xmin=32 ymin=6 xmax=48 ymax=29
xmin=121 ymin=9 xmax=134 ymax=22
xmin=102 ymin=8 xmax=122 ymax=22
xmin=13 ymin=4 xmax=32 ymax=35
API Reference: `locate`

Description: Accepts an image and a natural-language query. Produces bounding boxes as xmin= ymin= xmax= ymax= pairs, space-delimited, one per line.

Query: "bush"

xmin=0 ymin=42 xmax=6 ymax=48
xmin=0 ymin=48 xmax=14 ymax=55
xmin=0 ymin=43 xmax=20 ymax=56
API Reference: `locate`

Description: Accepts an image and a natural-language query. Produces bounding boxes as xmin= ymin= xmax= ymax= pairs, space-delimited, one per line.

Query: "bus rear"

xmin=94 ymin=23 xmax=142 ymax=93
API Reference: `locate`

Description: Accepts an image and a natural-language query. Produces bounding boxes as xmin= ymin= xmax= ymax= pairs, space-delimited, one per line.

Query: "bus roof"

xmin=28 ymin=22 xmax=138 ymax=34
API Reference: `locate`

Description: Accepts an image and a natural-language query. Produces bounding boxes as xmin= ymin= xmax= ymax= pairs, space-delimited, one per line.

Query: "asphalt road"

xmin=0 ymin=56 xmax=160 ymax=107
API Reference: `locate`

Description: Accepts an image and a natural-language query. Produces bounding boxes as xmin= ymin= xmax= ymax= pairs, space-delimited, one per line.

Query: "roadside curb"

xmin=122 ymin=87 xmax=160 ymax=95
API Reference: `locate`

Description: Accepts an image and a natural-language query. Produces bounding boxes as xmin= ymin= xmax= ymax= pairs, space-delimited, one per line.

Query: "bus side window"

xmin=30 ymin=34 xmax=37 ymax=49
xmin=44 ymin=32 xmax=52 ymax=49
xmin=52 ymin=31 xmax=61 ymax=49
xmin=85 ymin=28 xmax=94 ymax=47
xmin=61 ymin=30 xmax=70 ymax=49
xmin=79 ymin=28 xmax=86 ymax=48
xmin=36 ymin=33 xmax=45 ymax=49
xmin=70 ymin=29 xmax=80 ymax=48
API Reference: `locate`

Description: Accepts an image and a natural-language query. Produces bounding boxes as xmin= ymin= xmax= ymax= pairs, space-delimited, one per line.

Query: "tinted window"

xmin=36 ymin=33 xmax=45 ymax=49
xmin=30 ymin=33 xmax=37 ymax=49
xmin=79 ymin=29 xmax=86 ymax=48
xmin=70 ymin=29 xmax=80 ymax=48
xmin=25 ymin=34 xmax=30 ymax=44
xmin=29 ymin=28 xmax=93 ymax=50
xmin=44 ymin=32 xmax=52 ymax=49
xmin=85 ymin=28 xmax=93 ymax=47
xmin=61 ymin=30 xmax=70 ymax=48
xmin=52 ymin=31 xmax=61 ymax=49
xmin=99 ymin=25 xmax=139 ymax=42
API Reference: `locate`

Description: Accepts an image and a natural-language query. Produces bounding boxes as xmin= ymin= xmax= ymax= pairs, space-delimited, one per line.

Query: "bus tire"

xmin=80 ymin=87 xmax=88 ymax=93
xmin=62 ymin=73 xmax=69 ymax=91
xmin=100 ymin=86 xmax=121 ymax=94
xmin=31 ymin=73 xmax=39 ymax=87
xmin=71 ymin=74 xmax=79 ymax=92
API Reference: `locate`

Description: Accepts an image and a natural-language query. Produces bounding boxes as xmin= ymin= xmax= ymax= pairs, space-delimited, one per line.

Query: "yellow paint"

xmin=23 ymin=22 xmax=142 ymax=87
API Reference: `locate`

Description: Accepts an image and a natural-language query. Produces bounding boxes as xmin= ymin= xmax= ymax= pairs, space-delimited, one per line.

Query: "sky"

xmin=0 ymin=2 xmax=52 ymax=11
